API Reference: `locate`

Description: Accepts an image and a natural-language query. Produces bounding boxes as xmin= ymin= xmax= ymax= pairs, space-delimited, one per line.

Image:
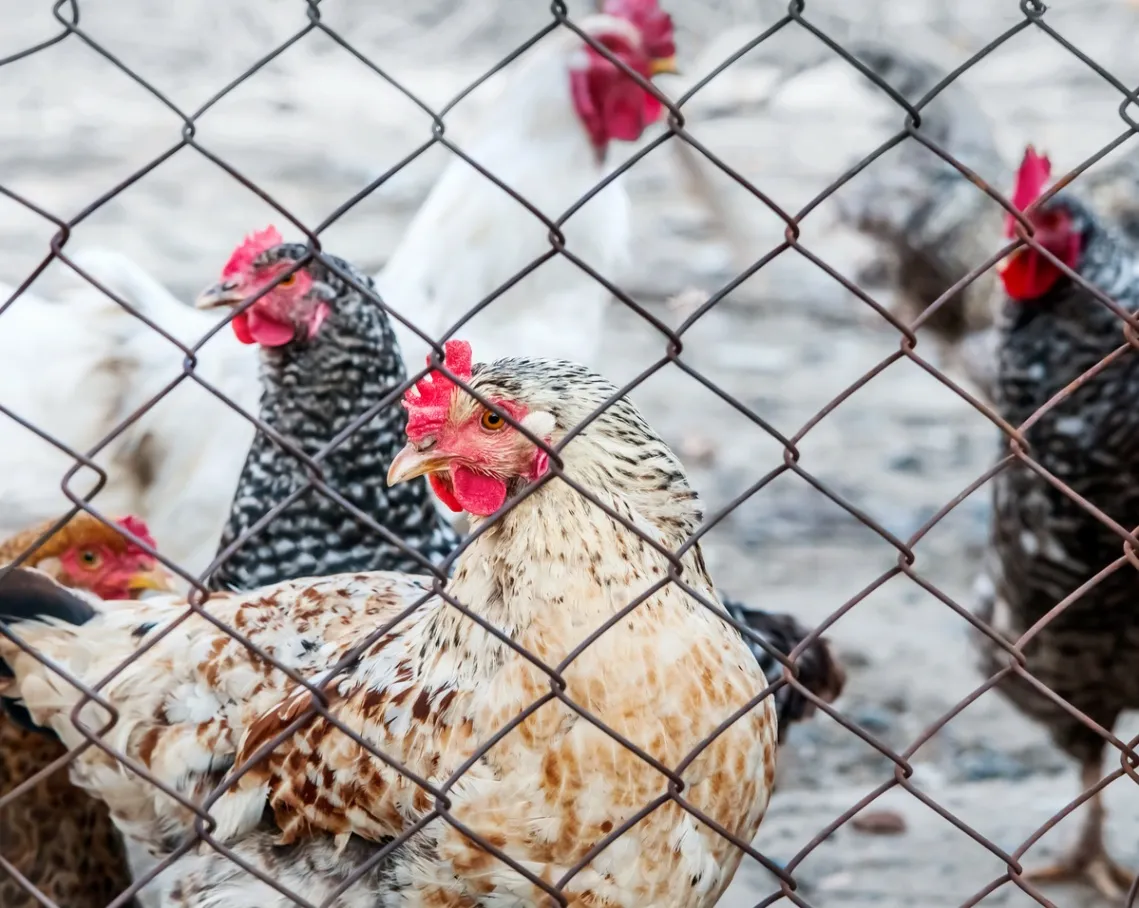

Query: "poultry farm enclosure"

xmin=6 ymin=0 xmax=1139 ymax=906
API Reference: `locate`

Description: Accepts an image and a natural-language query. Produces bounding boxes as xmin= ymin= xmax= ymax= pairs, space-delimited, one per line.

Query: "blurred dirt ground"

xmin=6 ymin=1 xmax=1139 ymax=906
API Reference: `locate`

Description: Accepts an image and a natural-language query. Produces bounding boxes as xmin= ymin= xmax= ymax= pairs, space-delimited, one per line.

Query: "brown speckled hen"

xmin=0 ymin=512 xmax=173 ymax=908
xmin=0 ymin=341 xmax=778 ymax=908
xmin=976 ymin=147 xmax=1139 ymax=900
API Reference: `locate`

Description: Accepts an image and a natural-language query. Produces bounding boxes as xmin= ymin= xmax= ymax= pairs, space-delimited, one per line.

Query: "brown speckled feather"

xmin=1 ymin=358 xmax=778 ymax=908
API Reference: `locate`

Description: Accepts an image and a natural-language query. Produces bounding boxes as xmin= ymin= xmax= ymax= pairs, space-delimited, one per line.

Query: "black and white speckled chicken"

xmin=830 ymin=42 xmax=1139 ymax=404
xmin=974 ymin=146 xmax=1139 ymax=899
xmin=194 ymin=228 xmax=459 ymax=592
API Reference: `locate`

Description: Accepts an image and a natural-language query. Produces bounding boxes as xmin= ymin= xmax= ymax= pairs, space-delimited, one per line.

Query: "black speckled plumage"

xmin=207 ymin=247 xmax=458 ymax=593
xmin=724 ymin=599 xmax=845 ymax=742
xmin=977 ymin=193 xmax=1139 ymax=764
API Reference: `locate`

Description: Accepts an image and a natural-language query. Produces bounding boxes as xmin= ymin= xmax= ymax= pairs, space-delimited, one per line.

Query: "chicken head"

xmin=195 ymin=226 xmax=332 ymax=347
xmin=15 ymin=513 xmax=174 ymax=601
xmin=570 ymin=0 xmax=677 ymax=154
xmin=388 ymin=339 xmax=555 ymax=516
xmin=999 ymin=146 xmax=1084 ymax=300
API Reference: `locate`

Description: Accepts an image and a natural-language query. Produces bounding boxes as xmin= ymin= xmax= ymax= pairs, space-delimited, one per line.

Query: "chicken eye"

xmin=481 ymin=410 xmax=507 ymax=431
xmin=277 ymin=272 xmax=298 ymax=288
xmin=78 ymin=550 xmax=102 ymax=570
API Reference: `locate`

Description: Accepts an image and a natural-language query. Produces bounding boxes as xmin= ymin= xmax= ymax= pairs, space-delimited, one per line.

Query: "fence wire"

xmin=3 ymin=0 xmax=1139 ymax=906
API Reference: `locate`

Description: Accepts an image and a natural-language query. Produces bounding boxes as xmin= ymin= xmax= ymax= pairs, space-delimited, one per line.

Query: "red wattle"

xmin=429 ymin=474 xmax=463 ymax=512
xmin=642 ymin=92 xmax=663 ymax=126
xmin=570 ymin=68 xmax=605 ymax=149
xmin=570 ymin=54 xmax=661 ymax=151
xmin=247 ymin=309 xmax=296 ymax=347
xmin=605 ymin=86 xmax=646 ymax=142
xmin=451 ymin=466 xmax=507 ymax=517
xmin=231 ymin=311 xmax=256 ymax=345
xmin=1000 ymin=251 xmax=1063 ymax=300
xmin=231 ymin=309 xmax=297 ymax=346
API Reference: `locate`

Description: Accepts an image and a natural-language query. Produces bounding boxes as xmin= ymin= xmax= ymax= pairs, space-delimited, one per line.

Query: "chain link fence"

xmin=5 ymin=0 xmax=1139 ymax=906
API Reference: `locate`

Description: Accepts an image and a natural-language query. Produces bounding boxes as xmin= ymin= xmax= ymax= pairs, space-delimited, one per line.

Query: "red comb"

xmin=1004 ymin=145 xmax=1052 ymax=238
xmin=603 ymin=0 xmax=676 ymax=59
xmin=115 ymin=515 xmax=157 ymax=556
xmin=221 ymin=226 xmax=283 ymax=278
xmin=402 ymin=341 xmax=473 ymax=440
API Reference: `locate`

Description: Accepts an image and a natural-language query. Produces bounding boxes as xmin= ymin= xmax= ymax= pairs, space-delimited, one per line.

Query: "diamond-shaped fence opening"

xmin=4 ymin=1 xmax=1139 ymax=907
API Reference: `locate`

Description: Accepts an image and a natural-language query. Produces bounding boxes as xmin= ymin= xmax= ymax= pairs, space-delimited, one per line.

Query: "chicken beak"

xmin=387 ymin=443 xmax=452 ymax=487
xmin=127 ymin=565 xmax=177 ymax=594
xmin=650 ymin=56 xmax=679 ymax=76
xmin=195 ymin=280 xmax=245 ymax=310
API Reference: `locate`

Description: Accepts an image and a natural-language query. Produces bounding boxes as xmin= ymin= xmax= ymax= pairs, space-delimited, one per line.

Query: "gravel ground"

xmin=5 ymin=1 xmax=1139 ymax=906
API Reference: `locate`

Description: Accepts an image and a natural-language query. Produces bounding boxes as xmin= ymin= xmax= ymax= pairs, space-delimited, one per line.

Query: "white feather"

xmin=377 ymin=18 xmax=640 ymax=376
xmin=0 ymin=249 xmax=260 ymax=578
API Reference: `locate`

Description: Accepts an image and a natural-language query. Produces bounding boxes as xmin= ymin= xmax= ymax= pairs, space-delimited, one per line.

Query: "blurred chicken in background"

xmin=379 ymin=0 xmax=680 ymax=372
xmin=0 ymin=512 xmax=172 ymax=908
xmin=825 ymin=42 xmax=1139 ymax=404
xmin=0 ymin=251 xmax=259 ymax=577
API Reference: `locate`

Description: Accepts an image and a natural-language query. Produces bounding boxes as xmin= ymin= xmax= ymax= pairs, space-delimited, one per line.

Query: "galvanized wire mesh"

xmin=4 ymin=0 xmax=1139 ymax=906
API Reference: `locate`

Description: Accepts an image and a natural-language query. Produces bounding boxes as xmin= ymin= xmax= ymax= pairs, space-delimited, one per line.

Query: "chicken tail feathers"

xmin=0 ymin=569 xmax=96 ymax=735
xmin=0 ymin=567 xmax=98 ymax=628
xmin=3 ymin=700 xmax=50 ymax=735
xmin=724 ymin=598 xmax=845 ymax=742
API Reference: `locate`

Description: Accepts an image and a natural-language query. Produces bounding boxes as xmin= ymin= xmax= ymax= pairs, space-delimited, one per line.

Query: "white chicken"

xmin=379 ymin=0 xmax=678 ymax=373
xmin=0 ymin=250 xmax=259 ymax=577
